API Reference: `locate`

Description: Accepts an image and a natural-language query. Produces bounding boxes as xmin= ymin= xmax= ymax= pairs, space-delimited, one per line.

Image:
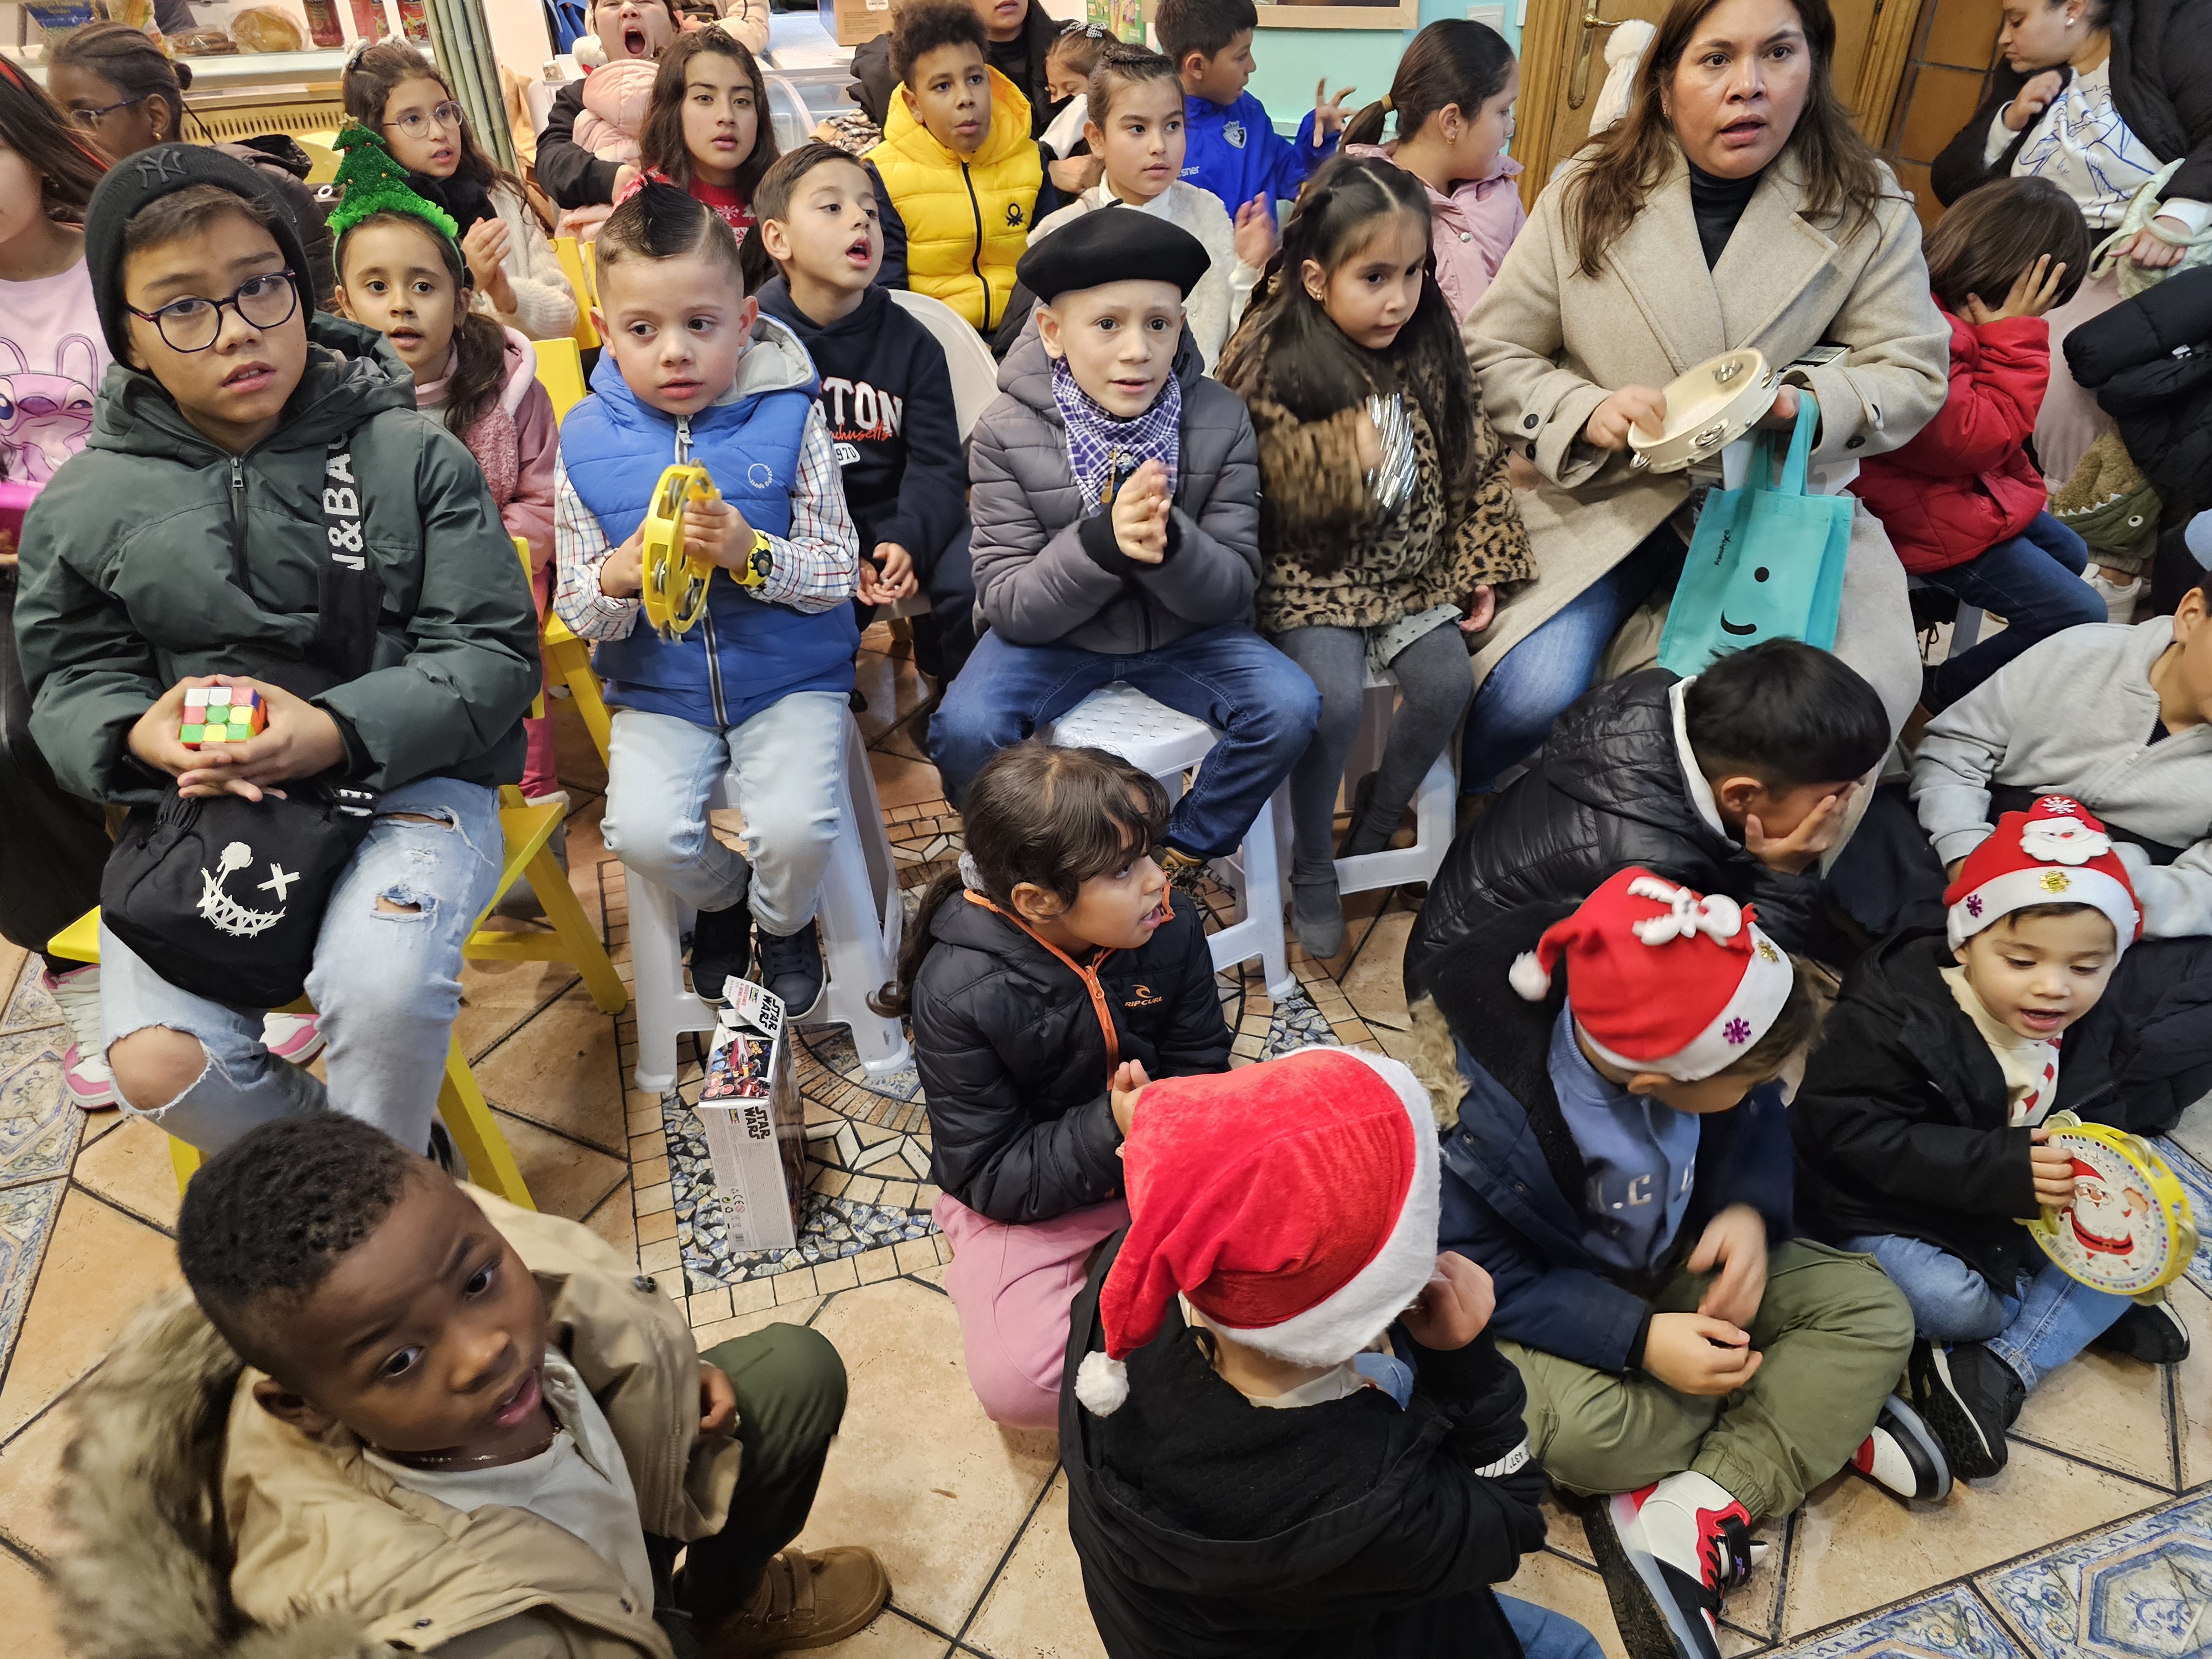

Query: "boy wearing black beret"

xmin=928 ymin=209 xmax=1318 ymax=889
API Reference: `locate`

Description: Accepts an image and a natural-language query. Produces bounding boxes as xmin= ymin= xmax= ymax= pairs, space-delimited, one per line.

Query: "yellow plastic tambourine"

xmin=640 ymin=463 xmax=719 ymax=640
xmin=2025 ymin=1112 xmax=2198 ymax=1298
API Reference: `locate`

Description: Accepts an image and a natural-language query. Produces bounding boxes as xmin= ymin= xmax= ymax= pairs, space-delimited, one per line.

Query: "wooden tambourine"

xmin=1627 ymin=349 xmax=1781 ymax=474
xmin=640 ymin=463 xmax=719 ymax=640
xmin=2024 ymin=1113 xmax=2198 ymax=1297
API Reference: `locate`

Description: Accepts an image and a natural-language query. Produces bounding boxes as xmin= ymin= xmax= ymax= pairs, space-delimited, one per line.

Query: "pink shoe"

xmin=40 ymin=966 xmax=118 ymax=1111
xmin=261 ymin=1010 xmax=326 ymax=1065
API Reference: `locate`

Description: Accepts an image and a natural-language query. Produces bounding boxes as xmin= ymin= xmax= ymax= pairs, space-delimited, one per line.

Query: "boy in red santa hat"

xmin=1059 ymin=1045 xmax=1605 ymax=1659
xmin=1414 ymin=868 xmax=1917 ymax=1659
xmin=1795 ymin=796 xmax=2177 ymax=1489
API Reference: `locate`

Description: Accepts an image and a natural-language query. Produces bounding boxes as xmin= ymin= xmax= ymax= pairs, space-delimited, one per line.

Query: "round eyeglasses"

xmin=385 ymin=101 xmax=465 ymax=139
xmin=124 ymin=270 xmax=300 ymax=353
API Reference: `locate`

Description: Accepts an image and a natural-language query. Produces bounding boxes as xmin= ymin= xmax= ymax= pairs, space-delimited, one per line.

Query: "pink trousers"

xmin=934 ymin=1192 xmax=1130 ymax=1430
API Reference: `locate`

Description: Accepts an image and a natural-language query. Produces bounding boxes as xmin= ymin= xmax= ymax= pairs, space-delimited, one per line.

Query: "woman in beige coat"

xmin=1458 ymin=0 xmax=1948 ymax=796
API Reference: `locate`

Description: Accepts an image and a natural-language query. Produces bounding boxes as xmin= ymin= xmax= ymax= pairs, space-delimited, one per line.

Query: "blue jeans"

xmin=1462 ymin=526 xmax=1687 ymax=792
xmin=1920 ymin=513 xmax=2101 ymax=711
xmin=1500 ymin=1594 xmax=1606 ymax=1659
xmin=1844 ymin=1233 xmax=2131 ymax=1392
xmin=930 ymin=623 xmax=1322 ymax=858
xmin=97 ymin=776 xmax=503 ymax=1155
xmin=601 ymin=693 xmax=847 ymax=938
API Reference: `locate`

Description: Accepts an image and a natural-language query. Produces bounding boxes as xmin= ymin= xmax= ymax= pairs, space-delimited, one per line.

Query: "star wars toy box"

xmin=695 ymin=978 xmax=807 ymax=1253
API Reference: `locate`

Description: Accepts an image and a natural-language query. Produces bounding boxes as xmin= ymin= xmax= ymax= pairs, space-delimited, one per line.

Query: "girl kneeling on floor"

xmin=879 ymin=742 xmax=1232 ymax=1428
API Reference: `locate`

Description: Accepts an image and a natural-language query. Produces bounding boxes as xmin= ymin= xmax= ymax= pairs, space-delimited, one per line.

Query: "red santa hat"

xmin=1507 ymin=868 xmax=1797 ymax=1082
xmin=1944 ymin=796 xmax=2141 ymax=953
xmin=1074 ymin=1046 xmax=1439 ymax=1417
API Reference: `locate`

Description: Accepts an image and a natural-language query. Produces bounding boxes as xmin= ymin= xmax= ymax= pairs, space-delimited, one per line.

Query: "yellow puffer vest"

xmin=868 ymin=69 xmax=1041 ymax=332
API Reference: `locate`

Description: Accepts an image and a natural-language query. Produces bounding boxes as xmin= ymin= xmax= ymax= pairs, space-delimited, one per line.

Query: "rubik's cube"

xmin=180 ymin=685 xmax=266 ymax=748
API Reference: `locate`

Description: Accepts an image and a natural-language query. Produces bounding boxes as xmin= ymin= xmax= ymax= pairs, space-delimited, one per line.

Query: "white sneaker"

xmin=40 ymin=965 xmax=117 ymax=1110
xmin=260 ymin=1010 xmax=326 ymax=1065
xmin=2086 ymin=568 xmax=2142 ymax=625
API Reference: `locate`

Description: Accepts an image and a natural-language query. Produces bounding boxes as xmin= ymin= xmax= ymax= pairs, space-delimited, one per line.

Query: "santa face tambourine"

xmin=2024 ymin=1114 xmax=2198 ymax=1296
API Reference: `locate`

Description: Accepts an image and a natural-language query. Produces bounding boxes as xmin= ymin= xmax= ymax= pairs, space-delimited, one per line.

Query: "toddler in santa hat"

xmin=1060 ymin=1045 xmax=1603 ymax=1659
xmin=1414 ymin=868 xmax=1915 ymax=1659
xmin=1795 ymin=796 xmax=2178 ymax=1491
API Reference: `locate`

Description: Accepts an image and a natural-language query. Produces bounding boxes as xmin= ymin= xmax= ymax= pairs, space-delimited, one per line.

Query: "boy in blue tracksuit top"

xmin=1417 ymin=870 xmax=1920 ymax=1659
xmin=552 ymin=184 xmax=859 ymax=1016
xmin=1156 ymin=0 xmax=1347 ymax=222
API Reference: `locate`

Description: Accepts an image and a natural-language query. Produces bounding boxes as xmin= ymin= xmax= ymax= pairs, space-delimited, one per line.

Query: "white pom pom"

xmin=1074 ymin=1352 xmax=1129 ymax=1416
xmin=1507 ymin=951 xmax=1552 ymax=1001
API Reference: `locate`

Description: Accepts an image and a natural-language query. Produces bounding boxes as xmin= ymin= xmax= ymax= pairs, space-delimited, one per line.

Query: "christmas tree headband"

xmin=326 ymin=123 xmax=460 ymax=246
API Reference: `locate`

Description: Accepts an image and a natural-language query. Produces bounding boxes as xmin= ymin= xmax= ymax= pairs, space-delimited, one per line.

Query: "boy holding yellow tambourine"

xmin=1793 ymin=797 xmax=2192 ymax=1491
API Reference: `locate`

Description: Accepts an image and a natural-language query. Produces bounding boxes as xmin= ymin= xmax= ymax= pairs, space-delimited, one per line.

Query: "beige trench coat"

xmin=1462 ymin=144 xmax=1950 ymax=734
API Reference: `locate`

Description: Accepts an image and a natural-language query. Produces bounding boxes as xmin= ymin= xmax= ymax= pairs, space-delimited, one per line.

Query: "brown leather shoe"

xmin=703 ymin=1547 xmax=891 ymax=1657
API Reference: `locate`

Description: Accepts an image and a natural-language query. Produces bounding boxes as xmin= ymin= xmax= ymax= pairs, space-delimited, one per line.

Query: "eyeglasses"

xmin=69 ymin=92 xmax=150 ymax=129
xmin=124 ymin=270 xmax=299 ymax=353
xmin=384 ymin=101 xmax=465 ymax=139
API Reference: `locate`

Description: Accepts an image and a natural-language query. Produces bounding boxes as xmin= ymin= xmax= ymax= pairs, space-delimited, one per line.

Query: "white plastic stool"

xmin=1046 ymin=682 xmax=1298 ymax=1000
xmin=628 ymin=713 xmax=911 ymax=1092
xmin=1329 ymin=666 xmax=1458 ymax=896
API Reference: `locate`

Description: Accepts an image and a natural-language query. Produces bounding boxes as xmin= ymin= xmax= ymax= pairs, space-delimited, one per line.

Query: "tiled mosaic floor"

xmin=1 ymin=626 xmax=2208 ymax=1658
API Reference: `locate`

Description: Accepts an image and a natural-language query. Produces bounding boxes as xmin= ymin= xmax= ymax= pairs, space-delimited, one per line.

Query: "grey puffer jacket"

xmin=968 ymin=326 xmax=1262 ymax=655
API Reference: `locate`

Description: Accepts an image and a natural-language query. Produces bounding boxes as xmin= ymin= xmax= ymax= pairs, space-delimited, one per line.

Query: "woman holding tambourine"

xmin=1456 ymin=0 xmax=1947 ymax=804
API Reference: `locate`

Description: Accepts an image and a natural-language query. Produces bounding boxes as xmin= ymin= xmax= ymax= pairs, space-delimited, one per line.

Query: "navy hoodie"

xmin=755 ymin=277 xmax=968 ymax=565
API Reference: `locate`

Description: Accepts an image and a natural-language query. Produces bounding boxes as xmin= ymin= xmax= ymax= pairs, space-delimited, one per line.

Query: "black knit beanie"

xmin=82 ymin=142 xmax=314 ymax=363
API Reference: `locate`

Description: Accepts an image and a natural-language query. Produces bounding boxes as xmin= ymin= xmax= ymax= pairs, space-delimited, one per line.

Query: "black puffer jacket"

xmin=913 ymin=891 xmax=1230 ymax=1223
xmin=1793 ymin=931 xmax=2127 ymax=1293
xmin=1931 ymin=0 xmax=2212 ymax=208
xmin=2067 ymin=267 xmax=2212 ymax=523
xmin=1404 ymin=669 xmax=1821 ymax=999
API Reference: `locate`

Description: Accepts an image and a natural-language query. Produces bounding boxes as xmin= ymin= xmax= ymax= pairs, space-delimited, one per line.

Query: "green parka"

xmin=14 ymin=314 xmax=539 ymax=805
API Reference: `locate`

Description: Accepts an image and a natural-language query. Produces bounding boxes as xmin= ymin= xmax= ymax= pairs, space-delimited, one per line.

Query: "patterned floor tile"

xmin=0 ymin=1031 xmax=81 ymax=1191
xmin=0 ymin=956 xmax=62 ymax=1036
xmin=1773 ymin=1585 xmax=2026 ymax=1658
xmin=1979 ymin=1491 xmax=2212 ymax=1659
xmin=0 ymin=1178 xmax=65 ymax=1380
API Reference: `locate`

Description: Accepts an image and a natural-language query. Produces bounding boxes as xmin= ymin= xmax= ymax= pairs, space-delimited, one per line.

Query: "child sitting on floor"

xmin=1406 ymin=640 xmax=1892 ymax=997
xmin=753 ymin=142 xmax=977 ymax=684
xmin=1156 ymin=0 xmax=1349 ymax=225
xmin=48 ymin=1110 xmax=886 ymax=1656
xmin=1063 ymin=1046 xmax=1603 ymax=1659
xmin=1795 ymin=798 xmax=2179 ymax=1485
xmin=1851 ymin=178 xmax=2103 ymax=713
xmin=1421 ymin=869 xmax=1919 ymax=1659
xmin=928 ymin=208 xmax=1318 ymax=890
xmin=1014 ymin=43 xmax=1275 ymax=369
xmin=551 ymin=183 xmax=859 ymax=1016
xmin=621 ymin=27 xmax=779 ymax=239
xmin=1220 ymin=153 xmax=1532 ymax=959
xmin=882 ymin=741 xmax=1230 ymax=1429
xmin=865 ymin=0 xmax=1060 ymax=336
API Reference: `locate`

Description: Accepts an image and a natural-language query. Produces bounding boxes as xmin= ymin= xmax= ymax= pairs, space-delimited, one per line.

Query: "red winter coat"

xmin=1851 ymin=305 xmax=2049 ymax=575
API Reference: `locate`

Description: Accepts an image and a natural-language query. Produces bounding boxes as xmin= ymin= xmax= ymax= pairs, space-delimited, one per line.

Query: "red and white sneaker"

xmin=1584 ymin=1472 xmax=1759 ymax=1659
xmin=40 ymin=966 xmax=117 ymax=1111
xmin=260 ymin=1010 xmax=326 ymax=1066
xmin=1851 ymin=1393 xmax=1952 ymax=1502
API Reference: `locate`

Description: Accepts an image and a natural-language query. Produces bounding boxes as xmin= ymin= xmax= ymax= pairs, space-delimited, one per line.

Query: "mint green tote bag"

xmin=1657 ymin=398 xmax=1851 ymax=676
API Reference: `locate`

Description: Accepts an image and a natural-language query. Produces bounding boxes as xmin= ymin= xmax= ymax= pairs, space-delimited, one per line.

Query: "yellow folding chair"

xmin=45 ymin=909 xmax=536 ymax=1208
xmin=552 ymin=234 xmax=601 ymax=350
xmin=513 ymin=533 xmax=612 ymax=768
xmin=535 ymin=336 xmax=588 ymax=422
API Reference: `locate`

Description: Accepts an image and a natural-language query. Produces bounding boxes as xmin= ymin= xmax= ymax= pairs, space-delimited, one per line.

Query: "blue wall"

xmin=1243 ymin=0 xmax=1523 ymax=134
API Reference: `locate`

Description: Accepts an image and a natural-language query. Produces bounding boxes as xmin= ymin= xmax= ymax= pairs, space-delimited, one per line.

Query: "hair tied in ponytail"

xmin=1380 ymin=93 xmax=1392 ymax=112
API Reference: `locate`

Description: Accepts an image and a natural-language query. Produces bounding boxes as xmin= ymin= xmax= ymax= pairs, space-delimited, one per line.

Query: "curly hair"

xmin=176 ymin=1111 xmax=420 ymax=1375
xmin=891 ymin=0 xmax=988 ymax=88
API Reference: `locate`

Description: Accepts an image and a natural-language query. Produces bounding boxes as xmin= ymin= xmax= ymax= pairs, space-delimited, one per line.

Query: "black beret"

xmin=1015 ymin=206 xmax=1212 ymax=304
xmin=82 ymin=143 xmax=314 ymax=363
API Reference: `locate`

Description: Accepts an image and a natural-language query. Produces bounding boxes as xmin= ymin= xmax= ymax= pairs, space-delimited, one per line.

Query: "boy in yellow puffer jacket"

xmin=51 ymin=1112 xmax=888 ymax=1659
xmin=867 ymin=0 xmax=1060 ymax=337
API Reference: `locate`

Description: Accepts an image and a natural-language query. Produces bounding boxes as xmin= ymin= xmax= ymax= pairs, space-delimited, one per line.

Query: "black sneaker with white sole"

xmin=1583 ymin=1472 xmax=1759 ymax=1659
xmin=689 ymin=894 xmax=754 ymax=1005
xmin=1850 ymin=1392 xmax=1952 ymax=1501
xmin=759 ymin=919 xmax=825 ymax=1016
xmin=2090 ymin=1297 xmax=2192 ymax=1365
xmin=1908 ymin=1337 xmax=2023 ymax=1480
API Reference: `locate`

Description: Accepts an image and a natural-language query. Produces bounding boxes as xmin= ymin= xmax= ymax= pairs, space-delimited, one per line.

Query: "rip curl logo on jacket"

xmin=324 ymin=449 xmax=366 ymax=570
xmin=197 ymin=841 xmax=291 ymax=939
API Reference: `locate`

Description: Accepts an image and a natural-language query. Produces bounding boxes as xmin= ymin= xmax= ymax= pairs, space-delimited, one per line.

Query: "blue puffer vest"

xmin=563 ymin=322 xmax=858 ymax=727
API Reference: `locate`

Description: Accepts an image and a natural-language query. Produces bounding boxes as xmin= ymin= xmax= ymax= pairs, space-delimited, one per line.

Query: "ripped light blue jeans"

xmin=98 ymin=776 xmax=502 ymax=1155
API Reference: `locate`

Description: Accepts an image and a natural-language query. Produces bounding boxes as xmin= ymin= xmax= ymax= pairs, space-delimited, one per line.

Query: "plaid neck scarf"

xmin=1051 ymin=356 xmax=1182 ymax=515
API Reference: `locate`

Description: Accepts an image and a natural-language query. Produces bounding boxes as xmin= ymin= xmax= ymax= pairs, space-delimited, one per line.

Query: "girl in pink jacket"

xmin=1342 ymin=18 xmax=1525 ymax=325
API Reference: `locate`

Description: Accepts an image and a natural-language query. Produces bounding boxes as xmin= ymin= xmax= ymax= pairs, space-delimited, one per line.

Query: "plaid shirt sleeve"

xmin=551 ymin=455 xmax=643 ymax=643
xmin=752 ymin=404 xmax=860 ymax=615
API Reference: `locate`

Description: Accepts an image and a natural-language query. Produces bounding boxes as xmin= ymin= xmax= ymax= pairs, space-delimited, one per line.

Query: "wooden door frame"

xmin=1512 ymin=0 xmax=1929 ymax=210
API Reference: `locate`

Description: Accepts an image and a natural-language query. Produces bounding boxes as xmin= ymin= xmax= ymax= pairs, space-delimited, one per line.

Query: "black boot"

xmin=690 ymin=895 xmax=754 ymax=1004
